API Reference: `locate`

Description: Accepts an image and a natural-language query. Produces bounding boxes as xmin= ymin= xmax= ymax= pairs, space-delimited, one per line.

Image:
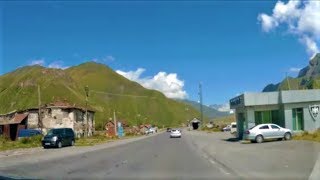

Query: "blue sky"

xmin=1 ymin=1 xmax=318 ymax=106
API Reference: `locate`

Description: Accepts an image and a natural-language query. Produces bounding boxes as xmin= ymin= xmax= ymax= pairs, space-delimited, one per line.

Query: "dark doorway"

xmin=192 ymin=122 xmax=200 ymax=130
xmin=9 ymin=124 xmax=18 ymax=141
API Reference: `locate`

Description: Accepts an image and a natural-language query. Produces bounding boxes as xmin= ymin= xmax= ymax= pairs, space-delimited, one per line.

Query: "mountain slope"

xmin=180 ymin=100 xmax=229 ymax=119
xmin=263 ymin=53 xmax=320 ymax=92
xmin=0 ymin=62 xmax=200 ymax=129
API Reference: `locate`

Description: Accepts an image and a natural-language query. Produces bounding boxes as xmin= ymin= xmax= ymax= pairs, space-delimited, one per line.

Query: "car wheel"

xmin=250 ymin=140 xmax=255 ymax=143
xmin=43 ymin=146 xmax=48 ymax=149
xmin=57 ymin=141 xmax=62 ymax=148
xmin=71 ymin=140 xmax=75 ymax=146
xmin=255 ymin=135 xmax=263 ymax=143
xmin=284 ymin=132 xmax=291 ymax=141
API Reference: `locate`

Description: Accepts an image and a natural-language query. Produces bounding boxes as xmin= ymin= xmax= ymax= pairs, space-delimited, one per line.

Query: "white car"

xmin=170 ymin=129 xmax=181 ymax=138
xmin=244 ymin=123 xmax=292 ymax=143
xmin=223 ymin=125 xmax=231 ymax=132
xmin=145 ymin=127 xmax=157 ymax=135
xmin=230 ymin=122 xmax=237 ymax=134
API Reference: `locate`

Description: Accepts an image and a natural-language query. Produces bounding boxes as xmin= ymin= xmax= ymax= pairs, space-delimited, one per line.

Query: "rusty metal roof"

xmin=0 ymin=113 xmax=28 ymax=125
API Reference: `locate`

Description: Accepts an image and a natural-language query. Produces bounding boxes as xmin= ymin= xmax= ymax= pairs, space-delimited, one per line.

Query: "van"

xmin=41 ymin=128 xmax=75 ymax=148
xmin=230 ymin=122 xmax=237 ymax=134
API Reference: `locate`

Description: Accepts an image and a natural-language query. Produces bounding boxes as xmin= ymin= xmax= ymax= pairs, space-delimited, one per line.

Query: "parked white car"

xmin=244 ymin=123 xmax=292 ymax=143
xmin=170 ymin=129 xmax=181 ymax=138
xmin=230 ymin=122 xmax=237 ymax=134
xmin=223 ymin=125 xmax=231 ymax=132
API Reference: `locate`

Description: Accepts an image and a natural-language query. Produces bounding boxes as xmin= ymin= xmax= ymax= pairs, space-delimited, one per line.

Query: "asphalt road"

xmin=0 ymin=130 xmax=319 ymax=180
xmin=0 ymin=132 xmax=231 ymax=179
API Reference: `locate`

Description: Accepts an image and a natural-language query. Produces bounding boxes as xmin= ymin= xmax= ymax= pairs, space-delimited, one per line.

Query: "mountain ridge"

xmin=263 ymin=53 xmax=320 ymax=92
xmin=0 ymin=62 xmax=200 ymax=129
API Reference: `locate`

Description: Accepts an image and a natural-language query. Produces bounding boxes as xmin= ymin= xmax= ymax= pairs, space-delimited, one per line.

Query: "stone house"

xmin=0 ymin=103 xmax=95 ymax=140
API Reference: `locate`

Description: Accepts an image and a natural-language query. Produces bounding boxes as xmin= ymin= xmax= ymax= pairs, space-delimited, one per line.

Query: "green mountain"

xmin=263 ymin=53 xmax=320 ymax=92
xmin=179 ymin=100 xmax=229 ymax=119
xmin=0 ymin=62 xmax=200 ymax=129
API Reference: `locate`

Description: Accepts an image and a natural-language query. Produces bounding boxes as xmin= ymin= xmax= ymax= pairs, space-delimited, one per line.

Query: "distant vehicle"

xmin=42 ymin=128 xmax=75 ymax=148
xmin=167 ymin=128 xmax=172 ymax=132
xmin=170 ymin=129 xmax=181 ymax=138
xmin=244 ymin=123 xmax=292 ymax=143
xmin=145 ymin=127 xmax=157 ymax=135
xmin=230 ymin=122 xmax=237 ymax=134
xmin=223 ymin=125 xmax=231 ymax=132
xmin=18 ymin=129 xmax=42 ymax=139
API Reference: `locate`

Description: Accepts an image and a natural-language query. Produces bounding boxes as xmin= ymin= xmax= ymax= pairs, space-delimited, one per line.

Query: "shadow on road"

xmin=221 ymin=137 xmax=239 ymax=142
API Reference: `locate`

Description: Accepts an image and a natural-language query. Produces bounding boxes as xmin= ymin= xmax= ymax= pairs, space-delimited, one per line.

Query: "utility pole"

xmin=113 ymin=110 xmax=117 ymax=136
xmin=286 ymin=72 xmax=291 ymax=90
xmin=84 ymin=85 xmax=89 ymax=137
xmin=199 ymin=82 xmax=203 ymax=124
xmin=38 ymin=85 xmax=42 ymax=131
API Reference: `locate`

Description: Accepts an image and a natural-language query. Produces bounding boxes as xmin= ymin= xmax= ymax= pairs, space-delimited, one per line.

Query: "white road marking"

xmin=219 ymin=167 xmax=230 ymax=175
xmin=209 ymin=159 xmax=216 ymax=164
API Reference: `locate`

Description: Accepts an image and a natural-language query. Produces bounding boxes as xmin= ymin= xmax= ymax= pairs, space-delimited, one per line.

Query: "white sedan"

xmin=170 ymin=129 xmax=181 ymax=138
xmin=244 ymin=123 xmax=292 ymax=143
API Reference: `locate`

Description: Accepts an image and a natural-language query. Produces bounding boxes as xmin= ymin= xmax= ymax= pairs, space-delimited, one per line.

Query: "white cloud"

xmin=116 ymin=68 xmax=188 ymax=99
xmin=30 ymin=59 xmax=45 ymax=66
xmin=29 ymin=59 xmax=68 ymax=69
xmin=289 ymin=67 xmax=302 ymax=73
xmin=48 ymin=61 xmax=69 ymax=69
xmin=258 ymin=14 xmax=278 ymax=32
xmin=104 ymin=55 xmax=115 ymax=62
xmin=258 ymin=0 xmax=320 ymax=57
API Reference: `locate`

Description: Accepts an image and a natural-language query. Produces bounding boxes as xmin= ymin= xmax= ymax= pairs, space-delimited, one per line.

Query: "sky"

xmin=1 ymin=0 xmax=319 ymax=108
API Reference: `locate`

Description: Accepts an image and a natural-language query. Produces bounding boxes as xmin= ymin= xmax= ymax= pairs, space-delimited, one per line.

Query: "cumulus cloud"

xmin=29 ymin=59 xmax=68 ymax=69
xmin=30 ymin=59 xmax=45 ymax=66
xmin=289 ymin=67 xmax=302 ymax=73
xmin=116 ymin=68 xmax=188 ymax=99
xmin=258 ymin=0 xmax=320 ymax=58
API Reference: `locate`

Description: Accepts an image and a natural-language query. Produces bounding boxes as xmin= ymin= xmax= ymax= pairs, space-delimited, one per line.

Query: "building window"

xmin=254 ymin=110 xmax=284 ymax=127
xmin=292 ymin=108 xmax=304 ymax=131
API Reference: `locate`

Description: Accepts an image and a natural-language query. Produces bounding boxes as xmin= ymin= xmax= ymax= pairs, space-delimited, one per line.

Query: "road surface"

xmin=1 ymin=130 xmax=319 ymax=179
xmin=0 ymin=132 xmax=232 ymax=179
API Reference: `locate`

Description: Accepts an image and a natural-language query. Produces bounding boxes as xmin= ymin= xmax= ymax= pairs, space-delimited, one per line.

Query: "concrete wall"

xmin=284 ymin=102 xmax=320 ymax=132
xmin=244 ymin=92 xmax=279 ymax=106
xmin=281 ymin=90 xmax=320 ymax=103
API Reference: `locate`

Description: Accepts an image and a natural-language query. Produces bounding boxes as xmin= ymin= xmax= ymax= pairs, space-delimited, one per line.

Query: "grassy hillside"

xmin=0 ymin=62 xmax=200 ymax=129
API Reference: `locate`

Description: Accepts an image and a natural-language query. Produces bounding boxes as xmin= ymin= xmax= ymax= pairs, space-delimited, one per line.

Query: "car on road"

xmin=170 ymin=129 xmax=181 ymax=138
xmin=145 ymin=127 xmax=157 ymax=135
xmin=244 ymin=123 xmax=292 ymax=143
xmin=42 ymin=128 xmax=75 ymax=148
xmin=223 ymin=125 xmax=231 ymax=132
xmin=166 ymin=128 xmax=172 ymax=132
xmin=230 ymin=122 xmax=237 ymax=134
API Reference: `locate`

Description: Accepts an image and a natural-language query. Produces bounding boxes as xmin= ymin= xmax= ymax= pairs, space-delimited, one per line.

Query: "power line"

xmin=90 ymin=90 xmax=157 ymax=99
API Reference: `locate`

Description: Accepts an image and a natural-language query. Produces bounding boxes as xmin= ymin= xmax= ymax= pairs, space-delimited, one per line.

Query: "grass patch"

xmin=293 ymin=129 xmax=320 ymax=142
xmin=75 ymin=133 xmax=142 ymax=146
xmin=0 ymin=135 xmax=42 ymax=151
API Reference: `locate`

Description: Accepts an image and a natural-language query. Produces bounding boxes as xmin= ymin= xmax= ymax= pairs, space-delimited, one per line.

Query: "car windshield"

xmin=2 ymin=1 xmax=319 ymax=179
xmin=47 ymin=129 xmax=63 ymax=136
